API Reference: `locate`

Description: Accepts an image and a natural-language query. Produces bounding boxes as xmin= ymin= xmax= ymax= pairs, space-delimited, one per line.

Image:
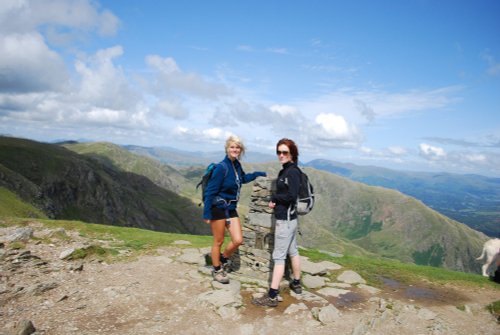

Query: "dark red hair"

xmin=276 ymin=138 xmax=299 ymax=162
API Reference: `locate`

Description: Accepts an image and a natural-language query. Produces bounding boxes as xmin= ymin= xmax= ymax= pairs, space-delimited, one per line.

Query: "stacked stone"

xmin=239 ymin=177 xmax=276 ymax=275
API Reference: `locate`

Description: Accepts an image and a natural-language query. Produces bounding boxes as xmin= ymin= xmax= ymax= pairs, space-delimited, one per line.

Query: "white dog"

xmin=476 ymin=238 xmax=500 ymax=277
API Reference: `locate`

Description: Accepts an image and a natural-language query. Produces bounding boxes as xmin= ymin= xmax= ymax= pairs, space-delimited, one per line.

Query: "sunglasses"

xmin=276 ymin=150 xmax=290 ymax=156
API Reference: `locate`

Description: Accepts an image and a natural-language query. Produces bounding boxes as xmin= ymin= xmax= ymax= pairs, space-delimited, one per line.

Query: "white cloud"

xmin=360 ymin=146 xmax=372 ymax=154
xmin=172 ymin=125 xmax=233 ymax=144
xmin=297 ymin=87 xmax=461 ymax=125
xmin=156 ymin=99 xmax=188 ymax=120
xmin=309 ymin=113 xmax=362 ymax=148
xmin=463 ymin=153 xmax=486 ymax=163
xmin=0 ymin=0 xmax=119 ymax=37
xmin=316 ymin=113 xmax=351 ymax=138
xmin=0 ymin=32 xmax=68 ymax=93
xmin=146 ymin=55 xmax=180 ymax=74
xmin=0 ymin=0 xmax=131 ymax=129
xmin=75 ymin=45 xmax=138 ymax=110
xmin=419 ymin=143 xmax=446 ymax=161
xmin=146 ymin=55 xmax=231 ymax=101
xmin=270 ymin=104 xmax=298 ymax=117
xmin=388 ymin=146 xmax=407 ymax=155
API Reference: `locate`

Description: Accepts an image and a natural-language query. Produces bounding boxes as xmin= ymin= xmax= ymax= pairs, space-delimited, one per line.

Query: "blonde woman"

xmin=203 ymin=135 xmax=266 ymax=283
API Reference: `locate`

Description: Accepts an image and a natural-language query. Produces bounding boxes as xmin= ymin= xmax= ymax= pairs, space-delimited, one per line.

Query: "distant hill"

xmin=305 ymin=159 xmax=500 ymax=238
xmin=113 ymin=143 xmax=488 ymax=273
xmin=124 ymin=144 xmax=275 ymax=166
xmin=66 ymin=142 xmax=275 ymax=218
xmin=0 ymin=136 xmax=210 ymax=235
xmin=293 ymin=168 xmax=488 ymax=273
xmin=0 ymin=137 xmax=489 ymax=273
xmin=63 ymin=142 xmax=189 ymax=195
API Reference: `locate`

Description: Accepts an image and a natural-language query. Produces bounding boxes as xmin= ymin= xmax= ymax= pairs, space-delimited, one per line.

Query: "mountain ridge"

xmin=0 ymin=136 xmax=210 ymax=235
xmin=0 ymin=136 xmax=489 ymax=273
xmin=304 ymin=159 xmax=500 ymax=238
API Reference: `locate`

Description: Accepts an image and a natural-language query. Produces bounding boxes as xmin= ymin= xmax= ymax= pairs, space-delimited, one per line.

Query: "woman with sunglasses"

xmin=204 ymin=135 xmax=266 ymax=284
xmin=253 ymin=138 xmax=302 ymax=307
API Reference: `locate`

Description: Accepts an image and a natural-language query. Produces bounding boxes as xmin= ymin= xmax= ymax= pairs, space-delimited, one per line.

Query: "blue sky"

xmin=1 ymin=0 xmax=499 ymax=176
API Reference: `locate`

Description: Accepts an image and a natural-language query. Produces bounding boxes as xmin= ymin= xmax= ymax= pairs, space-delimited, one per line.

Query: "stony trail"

xmin=1 ymin=224 xmax=499 ymax=335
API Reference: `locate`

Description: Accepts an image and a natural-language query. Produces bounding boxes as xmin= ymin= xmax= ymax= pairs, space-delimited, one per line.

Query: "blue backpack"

xmin=196 ymin=162 xmax=228 ymax=205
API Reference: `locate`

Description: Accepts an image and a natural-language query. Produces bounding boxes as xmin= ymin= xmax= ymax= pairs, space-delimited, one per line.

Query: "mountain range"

xmin=123 ymin=144 xmax=499 ymax=238
xmin=0 ymin=136 xmax=210 ymax=235
xmin=304 ymin=159 xmax=500 ymax=238
xmin=0 ymin=136 xmax=490 ymax=273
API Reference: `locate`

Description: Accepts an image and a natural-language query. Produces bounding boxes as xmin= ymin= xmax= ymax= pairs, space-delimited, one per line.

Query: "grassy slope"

xmin=1 ymin=217 xmax=497 ymax=291
xmin=306 ymin=159 xmax=500 ymax=237
xmin=3 ymin=137 xmax=485 ymax=273
xmin=89 ymin=148 xmax=486 ymax=272
xmin=0 ymin=137 xmax=209 ymax=235
xmin=0 ymin=187 xmax=46 ymax=218
xmin=282 ymin=168 xmax=487 ymax=272
xmin=63 ymin=142 xmax=190 ymax=195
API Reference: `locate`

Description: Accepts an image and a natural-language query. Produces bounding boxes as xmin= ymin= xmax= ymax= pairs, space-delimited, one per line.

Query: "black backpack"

xmin=296 ymin=167 xmax=315 ymax=215
xmin=196 ymin=162 xmax=228 ymax=205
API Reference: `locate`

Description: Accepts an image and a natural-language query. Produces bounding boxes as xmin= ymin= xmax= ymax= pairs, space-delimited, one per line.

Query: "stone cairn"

xmin=237 ymin=177 xmax=276 ymax=280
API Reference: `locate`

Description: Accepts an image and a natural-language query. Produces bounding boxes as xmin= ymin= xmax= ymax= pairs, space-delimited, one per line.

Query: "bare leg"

xmin=270 ymin=263 xmax=285 ymax=290
xmin=290 ymin=254 xmax=301 ymax=280
xmin=222 ymin=217 xmax=243 ymax=258
xmin=210 ymin=219 xmax=226 ymax=267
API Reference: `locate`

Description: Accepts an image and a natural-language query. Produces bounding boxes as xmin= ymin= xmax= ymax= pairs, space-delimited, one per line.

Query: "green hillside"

xmin=69 ymin=142 xmax=486 ymax=273
xmin=296 ymin=168 xmax=487 ymax=273
xmin=63 ymin=142 xmax=191 ymax=195
xmin=306 ymin=159 xmax=500 ymax=237
xmin=1 ymin=136 xmax=488 ymax=274
xmin=0 ymin=136 xmax=210 ymax=235
xmin=0 ymin=187 xmax=46 ymax=218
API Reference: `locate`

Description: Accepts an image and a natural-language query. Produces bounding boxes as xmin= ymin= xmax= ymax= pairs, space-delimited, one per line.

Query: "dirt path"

xmin=1 ymin=226 xmax=499 ymax=335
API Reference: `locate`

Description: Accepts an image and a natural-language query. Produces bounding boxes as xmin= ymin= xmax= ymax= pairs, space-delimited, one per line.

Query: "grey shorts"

xmin=272 ymin=219 xmax=299 ymax=265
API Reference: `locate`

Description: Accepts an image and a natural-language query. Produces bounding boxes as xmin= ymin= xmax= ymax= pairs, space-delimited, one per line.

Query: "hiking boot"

xmin=289 ymin=280 xmax=302 ymax=294
xmin=212 ymin=268 xmax=229 ymax=284
xmin=221 ymin=259 xmax=232 ymax=272
xmin=220 ymin=253 xmax=231 ymax=272
xmin=252 ymin=294 xmax=278 ymax=307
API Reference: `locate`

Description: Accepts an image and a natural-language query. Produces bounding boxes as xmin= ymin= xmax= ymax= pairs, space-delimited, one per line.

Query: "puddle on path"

xmin=334 ymin=291 xmax=366 ymax=309
xmin=379 ymin=276 xmax=466 ymax=305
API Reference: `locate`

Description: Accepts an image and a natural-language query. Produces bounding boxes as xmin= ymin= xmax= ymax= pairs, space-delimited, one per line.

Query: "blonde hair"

xmin=225 ymin=135 xmax=245 ymax=159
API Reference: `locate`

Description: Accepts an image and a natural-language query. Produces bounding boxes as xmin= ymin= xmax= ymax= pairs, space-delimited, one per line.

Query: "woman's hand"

xmin=268 ymin=201 xmax=276 ymax=209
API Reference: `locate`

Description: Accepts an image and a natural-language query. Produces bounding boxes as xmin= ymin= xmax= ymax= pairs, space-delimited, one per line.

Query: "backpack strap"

xmin=283 ymin=164 xmax=300 ymax=221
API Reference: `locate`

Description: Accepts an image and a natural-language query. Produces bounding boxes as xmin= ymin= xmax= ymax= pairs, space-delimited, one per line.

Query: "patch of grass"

xmin=302 ymin=248 xmax=500 ymax=289
xmin=487 ymin=300 xmax=500 ymax=319
xmin=0 ymin=187 xmax=46 ymax=219
xmin=8 ymin=241 xmax=25 ymax=250
xmin=412 ymin=244 xmax=445 ymax=267
xmin=69 ymin=245 xmax=116 ymax=260
xmin=339 ymin=214 xmax=383 ymax=240
xmin=3 ymin=217 xmax=497 ymax=292
xmin=3 ymin=217 xmax=213 ymax=255
xmin=50 ymin=230 xmax=72 ymax=241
